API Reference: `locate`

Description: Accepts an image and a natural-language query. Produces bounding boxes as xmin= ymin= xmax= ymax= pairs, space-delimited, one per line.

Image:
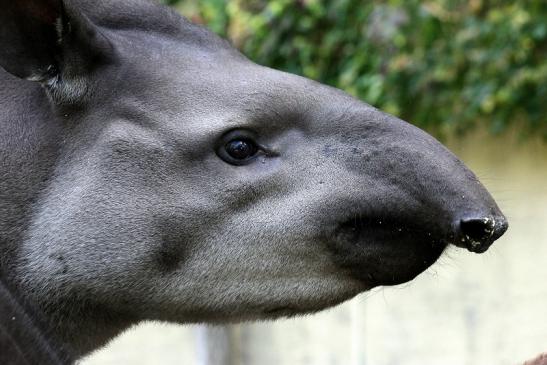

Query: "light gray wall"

xmin=81 ymin=132 xmax=547 ymax=365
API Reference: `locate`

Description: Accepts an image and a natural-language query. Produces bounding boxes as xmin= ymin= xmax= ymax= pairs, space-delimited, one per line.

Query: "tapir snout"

xmin=304 ymin=104 xmax=508 ymax=285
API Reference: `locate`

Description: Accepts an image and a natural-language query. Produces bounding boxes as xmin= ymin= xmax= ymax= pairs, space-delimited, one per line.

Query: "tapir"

xmin=0 ymin=0 xmax=508 ymax=362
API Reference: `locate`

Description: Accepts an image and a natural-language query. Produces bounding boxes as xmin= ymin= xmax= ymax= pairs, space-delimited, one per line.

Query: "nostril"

xmin=460 ymin=217 xmax=495 ymax=241
xmin=457 ymin=216 xmax=507 ymax=253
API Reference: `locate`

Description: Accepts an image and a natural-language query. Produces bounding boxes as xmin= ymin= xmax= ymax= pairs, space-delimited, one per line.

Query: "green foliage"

xmin=167 ymin=0 xmax=546 ymax=139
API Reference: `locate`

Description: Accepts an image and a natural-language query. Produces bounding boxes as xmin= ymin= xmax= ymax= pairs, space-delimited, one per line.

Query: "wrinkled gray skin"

xmin=0 ymin=0 xmax=507 ymax=360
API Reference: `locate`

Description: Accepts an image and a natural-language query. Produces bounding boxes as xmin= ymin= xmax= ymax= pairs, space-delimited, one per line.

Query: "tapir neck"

xmin=0 ymin=70 xmax=62 ymax=275
xmin=0 ymin=70 xmax=74 ymax=359
xmin=0 ymin=69 xmax=139 ymax=358
xmin=0 ymin=70 xmax=138 ymax=361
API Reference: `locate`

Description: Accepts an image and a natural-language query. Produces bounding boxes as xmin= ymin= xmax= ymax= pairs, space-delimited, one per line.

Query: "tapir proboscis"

xmin=0 ymin=0 xmax=508 ymax=362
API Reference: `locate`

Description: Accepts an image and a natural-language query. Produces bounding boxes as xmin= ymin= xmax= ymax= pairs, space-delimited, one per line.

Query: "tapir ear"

xmin=0 ymin=0 xmax=114 ymax=103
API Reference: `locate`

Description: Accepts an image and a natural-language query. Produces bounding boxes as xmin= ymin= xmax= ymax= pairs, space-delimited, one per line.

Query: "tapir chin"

xmin=0 ymin=0 xmax=507 ymax=361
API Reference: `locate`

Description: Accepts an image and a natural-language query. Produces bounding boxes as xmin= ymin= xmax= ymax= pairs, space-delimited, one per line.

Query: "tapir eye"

xmin=216 ymin=130 xmax=262 ymax=165
xmin=225 ymin=140 xmax=257 ymax=160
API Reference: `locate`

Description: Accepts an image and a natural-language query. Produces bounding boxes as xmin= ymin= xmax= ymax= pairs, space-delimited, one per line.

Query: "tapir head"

xmin=1 ymin=0 xmax=507 ymax=354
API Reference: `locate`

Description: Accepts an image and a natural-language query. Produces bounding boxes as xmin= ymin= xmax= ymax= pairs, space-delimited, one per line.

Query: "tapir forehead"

xmin=109 ymin=33 xmax=383 ymax=137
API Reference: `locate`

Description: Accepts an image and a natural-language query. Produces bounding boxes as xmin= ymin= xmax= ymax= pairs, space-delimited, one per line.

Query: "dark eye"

xmin=225 ymin=139 xmax=257 ymax=160
xmin=216 ymin=130 xmax=263 ymax=165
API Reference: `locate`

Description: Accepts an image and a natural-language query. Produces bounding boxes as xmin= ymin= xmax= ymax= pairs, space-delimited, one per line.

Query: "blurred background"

xmin=81 ymin=1 xmax=546 ymax=364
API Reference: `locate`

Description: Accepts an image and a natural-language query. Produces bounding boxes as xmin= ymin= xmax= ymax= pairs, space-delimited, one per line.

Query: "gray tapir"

xmin=0 ymin=0 xmax=508 ymax=362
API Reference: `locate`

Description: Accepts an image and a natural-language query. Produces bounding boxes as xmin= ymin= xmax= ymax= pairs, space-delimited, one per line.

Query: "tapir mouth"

xmin=327 ymin=214 xmax=450 ymax=287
